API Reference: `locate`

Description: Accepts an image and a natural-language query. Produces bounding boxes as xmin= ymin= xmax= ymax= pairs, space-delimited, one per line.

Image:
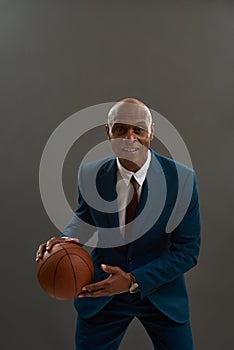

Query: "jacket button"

xmin=128 ymin=257 xmax=133 ymax=263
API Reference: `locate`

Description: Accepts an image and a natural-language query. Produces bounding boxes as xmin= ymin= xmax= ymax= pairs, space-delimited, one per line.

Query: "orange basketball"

xmin=37 ymin=242 xmax=94 ymax=300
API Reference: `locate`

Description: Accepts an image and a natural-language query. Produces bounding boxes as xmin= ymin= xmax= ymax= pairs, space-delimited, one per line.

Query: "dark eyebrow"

xmin=134 ymin=122 xmax=148 ymax=128
xmin=113 ymin=122 xmax=147 ymax=128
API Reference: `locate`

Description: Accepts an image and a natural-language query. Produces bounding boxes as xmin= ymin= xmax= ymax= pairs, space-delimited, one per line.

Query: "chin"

xmin=119 ymin=154 xmax=145 ymax=170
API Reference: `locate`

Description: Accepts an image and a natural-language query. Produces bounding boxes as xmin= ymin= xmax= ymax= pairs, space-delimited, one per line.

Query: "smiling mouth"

xmin=121 ymin=147 xmax=139 ymax=152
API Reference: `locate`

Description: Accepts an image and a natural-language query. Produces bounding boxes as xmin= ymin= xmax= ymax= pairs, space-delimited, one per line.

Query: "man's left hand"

xmin=77 ymin=264 xmax=131 ymax=298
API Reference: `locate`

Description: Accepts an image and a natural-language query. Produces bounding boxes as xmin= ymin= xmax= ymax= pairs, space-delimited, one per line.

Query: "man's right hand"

xmin=35 ymin=236 xmax=79 ymax=262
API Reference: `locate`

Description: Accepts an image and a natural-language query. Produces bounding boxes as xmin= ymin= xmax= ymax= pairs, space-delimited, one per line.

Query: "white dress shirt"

xmin=116 ymin=150 xmax=151 ymax=233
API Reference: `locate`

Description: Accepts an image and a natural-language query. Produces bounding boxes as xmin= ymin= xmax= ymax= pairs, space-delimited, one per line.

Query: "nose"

xmin=124 ymin=127 xmax=136 ymax=141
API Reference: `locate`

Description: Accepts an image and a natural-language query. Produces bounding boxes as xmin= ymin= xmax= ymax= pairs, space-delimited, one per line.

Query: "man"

xmin=36 ymin=98 xmax=201 ymax=349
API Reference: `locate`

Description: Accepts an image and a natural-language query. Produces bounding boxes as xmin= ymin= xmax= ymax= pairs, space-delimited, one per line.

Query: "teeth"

xmin=122 ymin=147 xmax=138 ymax=152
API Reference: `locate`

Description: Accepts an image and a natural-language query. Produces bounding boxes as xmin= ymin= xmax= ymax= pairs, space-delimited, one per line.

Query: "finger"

xmin=81 ymin=279 xmax=110 ymax=292
xmin=63 ymin=237 xmax=79 ymax=244
xmin=101 ymin=264 xmax=120 ymax=274
xmin=78 ymin=289 xmax=108 ymax=298
xmin=36 ymin=236 xmax=80 ymax=261
xmin=45 ymin=237 xmax=58 ymax=251
xmin=36 ymin=243 xmax=46 ymax=261
xmin=45 ymin=237 xmax=64 ymax=251
xmin=46 ymin=237 xmax=79 ymax=251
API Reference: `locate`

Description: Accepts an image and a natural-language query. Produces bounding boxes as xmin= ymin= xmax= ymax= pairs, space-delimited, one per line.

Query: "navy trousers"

xmin=75 ymin=293 xmax=194 ymax=350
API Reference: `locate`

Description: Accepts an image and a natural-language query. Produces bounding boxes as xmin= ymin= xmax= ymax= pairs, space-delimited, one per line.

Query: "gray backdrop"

xmin=1 ymin=0 xmax=234 ymax=349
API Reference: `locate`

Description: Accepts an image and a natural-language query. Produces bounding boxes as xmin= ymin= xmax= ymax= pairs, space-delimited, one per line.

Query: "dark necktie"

xmin=125 ymin=176 xmax=139 ymax=224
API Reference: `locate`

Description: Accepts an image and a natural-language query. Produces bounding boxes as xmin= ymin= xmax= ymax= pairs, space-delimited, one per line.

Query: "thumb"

xmin=101 ymin=264 xmax=119 ymax=274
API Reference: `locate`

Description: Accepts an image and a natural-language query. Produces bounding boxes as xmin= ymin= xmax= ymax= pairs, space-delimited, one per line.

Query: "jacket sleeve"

xmin=60 ymin=165 xmax=97 ymax=245
xmin=132 ymin=171 xmax=201 ymax=299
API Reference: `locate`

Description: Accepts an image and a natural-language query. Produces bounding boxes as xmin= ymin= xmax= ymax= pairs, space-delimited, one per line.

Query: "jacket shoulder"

xmin=80 ymin=156 xmax=116 ymax=174
xmin=151 ymin=150 xmax=194 ymax=176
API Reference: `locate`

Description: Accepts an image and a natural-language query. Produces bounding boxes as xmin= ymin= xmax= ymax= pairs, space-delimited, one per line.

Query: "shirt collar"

xmin=116 ymin=150 xmax=151 ymax=187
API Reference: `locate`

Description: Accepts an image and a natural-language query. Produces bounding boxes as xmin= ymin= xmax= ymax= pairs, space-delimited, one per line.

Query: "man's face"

xmin=106 ymin=103 xmax=154 ymax=171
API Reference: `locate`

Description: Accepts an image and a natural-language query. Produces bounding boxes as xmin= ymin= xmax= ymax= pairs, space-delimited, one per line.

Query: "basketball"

xmin=37 ymin=242 xmax=94 ymax=300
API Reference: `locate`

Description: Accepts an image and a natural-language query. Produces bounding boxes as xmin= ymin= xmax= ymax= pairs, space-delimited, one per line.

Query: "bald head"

xmin=107 ymin=98 xmax=153 ymax=132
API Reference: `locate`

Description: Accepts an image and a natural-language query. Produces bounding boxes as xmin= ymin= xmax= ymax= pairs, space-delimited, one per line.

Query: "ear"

xmin=105 ymin=124 xmax=111 ymax=140
xmin=150 ymin=123 xmax=155 ymax=141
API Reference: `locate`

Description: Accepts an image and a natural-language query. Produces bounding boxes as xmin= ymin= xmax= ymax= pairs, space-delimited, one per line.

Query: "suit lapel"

xmin=96 ymin=157 xmax=120 ymax=226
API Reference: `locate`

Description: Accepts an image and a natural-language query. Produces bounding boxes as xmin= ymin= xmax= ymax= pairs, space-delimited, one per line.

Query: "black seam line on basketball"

xmin=37 ymin=254 xmax=69 ymax=298
xmin=37 ymin=244 xmax=93 ymax=298
xmin=37 ymin=249 xmax=67 ymax=275
xmin=37 ymin=251 xmax=77 ymax=299
xmin=59 ymin=243 xmax=93 ymax=288
xmin=59 ymin=244 xmax=78 ymax=296
xmin=59 ymin=244 xmax=93 ymax=277
xmin=37 ymin=245 xmax=93 ymax=279
xmin=67 ymin=253 xmax=93 ymax=278
xmin=60 ymin=253 xmax=93 ymax=278
xmin=53 ymin=255 xmax=69 ymax=299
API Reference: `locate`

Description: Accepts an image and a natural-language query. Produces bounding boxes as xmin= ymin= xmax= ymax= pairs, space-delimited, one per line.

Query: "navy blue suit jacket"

xmin=62 ymin=150 xmax=201 ymax=323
